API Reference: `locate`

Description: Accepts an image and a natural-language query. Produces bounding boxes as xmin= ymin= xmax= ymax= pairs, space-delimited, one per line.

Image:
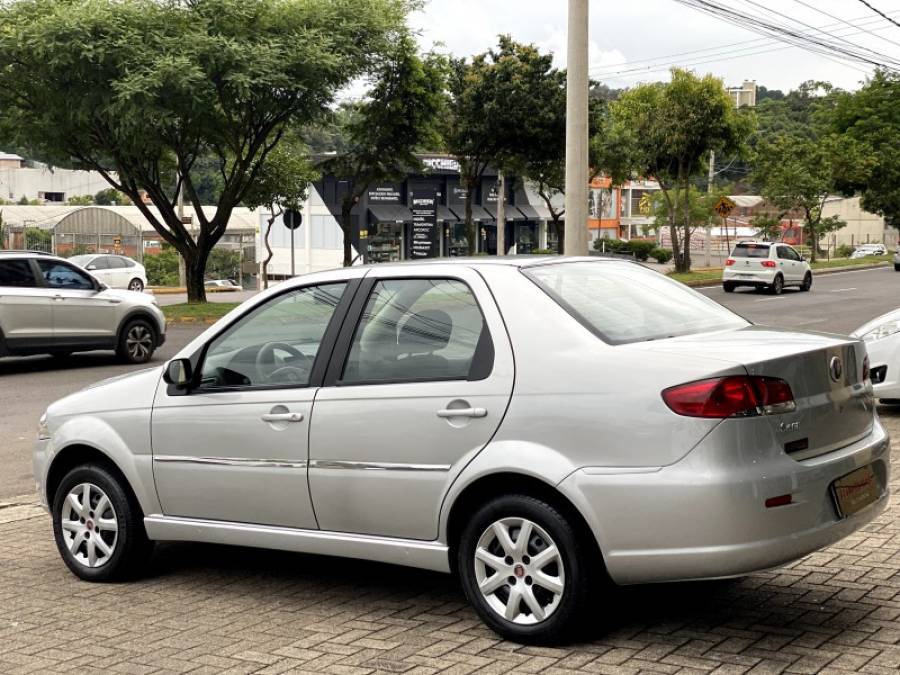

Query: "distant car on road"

xmin=723 ymin=241 xmax=812 ymax=294
xmin=68 ymin=254 xmax=148 ymax=292
xmin=853 ymin=308 xmax=900 ymax=404
xmin=204 ymin=279 xmax=241 ymax=291
xmin=34 ymin=257 xmax=888 ymax=644
xmin=0 ymin=251 xmax=165 ymax=363
xmin=850 ymin=244 xmax=887 ymax=259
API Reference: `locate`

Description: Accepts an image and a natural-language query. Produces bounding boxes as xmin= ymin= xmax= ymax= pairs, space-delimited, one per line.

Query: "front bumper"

xmin=561 ymin=417 xmax=890 ymax=585
xmin=864 ymin=337 xmax=900 ymax=400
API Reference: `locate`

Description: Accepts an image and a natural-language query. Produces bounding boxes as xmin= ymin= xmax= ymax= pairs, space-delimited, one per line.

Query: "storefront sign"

xmin=367 ymin=184 xmax=402 ymax=204
xmin=422 ymin=157 xmax=460 ymax=172
xmin=409 ymin=191 xmax=439 ymax=258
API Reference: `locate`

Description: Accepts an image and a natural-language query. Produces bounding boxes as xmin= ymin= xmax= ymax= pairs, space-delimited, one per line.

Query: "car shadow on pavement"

xmin=0 ymin=352 xmax=157 ymax=376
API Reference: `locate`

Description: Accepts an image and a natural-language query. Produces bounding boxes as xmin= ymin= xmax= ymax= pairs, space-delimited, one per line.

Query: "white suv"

xmin=0 ymin=251 xmax=166 ymax=362
xmin=723 ymin=241 xmax=812 ymax=294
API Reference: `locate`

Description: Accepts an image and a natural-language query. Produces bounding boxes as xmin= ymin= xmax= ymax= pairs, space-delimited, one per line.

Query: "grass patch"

xmin=667 ymin=269 xmax=723 ymax=285
xmin=810 ymin=254 xmax=892 ymax=269
xmin=162 ymin=302 xmax=240 ymax=323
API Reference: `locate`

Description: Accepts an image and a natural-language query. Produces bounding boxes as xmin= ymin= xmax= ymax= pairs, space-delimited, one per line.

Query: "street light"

xmin=564 ymin=0 xmax=589 ymax=256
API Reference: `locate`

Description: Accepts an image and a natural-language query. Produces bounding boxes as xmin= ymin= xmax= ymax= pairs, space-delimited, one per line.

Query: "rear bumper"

xmin=722 ymin=268 xmax=777 ymax=286
xmin=560 ymin=417 xmax=890 ymax=585
xmin=864 ymin=338 xmax=900 ymax=399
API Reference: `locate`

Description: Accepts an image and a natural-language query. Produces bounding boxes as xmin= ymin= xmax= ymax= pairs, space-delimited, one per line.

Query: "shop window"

xmin=367 ymin=222 xmax=403 ymax=262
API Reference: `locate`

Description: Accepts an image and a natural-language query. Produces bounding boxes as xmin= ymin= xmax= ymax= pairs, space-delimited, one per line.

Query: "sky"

xmin=408 ymin=0 xmax=900 ymax=93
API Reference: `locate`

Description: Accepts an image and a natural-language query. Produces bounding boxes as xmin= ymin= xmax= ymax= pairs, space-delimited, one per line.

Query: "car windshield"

xmin=731 ymin=243 xmax=770 ymax=258
xmin=523 ymin=261 xmax=748 ymax=345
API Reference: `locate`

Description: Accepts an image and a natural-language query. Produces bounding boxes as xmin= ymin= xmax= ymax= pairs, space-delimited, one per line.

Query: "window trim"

xmin=174 ymin=278 xmax=360 ymax=396
xmin=323 ymin=275 xmax=495 ymax=388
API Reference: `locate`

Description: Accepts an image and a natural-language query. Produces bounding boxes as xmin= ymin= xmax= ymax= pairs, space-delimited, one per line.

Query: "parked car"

xmin=204 ymin=279 xmax=241 ymax=290
xmin=852 ymin=309 xmax=900 ymax=403
xmin=0 ymin=251 xmax=165 ymax=363
xmin=723 ymin=241 xmax=812 ymax=294
xmin=68 ymin=254 xmax=148 ymax=292
xmin=850 ymin=244 xmax=887 ymax=259
xmin=35 ymin=258 xmax=888 ymax=644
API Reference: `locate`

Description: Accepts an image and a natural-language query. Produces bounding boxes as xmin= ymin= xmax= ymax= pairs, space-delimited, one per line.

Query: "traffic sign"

xmin=283 ymin=209 xmax=303 ymax=230
xmin=713 ymin=196 xmax=736 ymax=218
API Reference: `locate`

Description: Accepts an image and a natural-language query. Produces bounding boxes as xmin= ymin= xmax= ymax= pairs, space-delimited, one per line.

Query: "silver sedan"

xmin=33 ymin=258 xmax=889 ymax=644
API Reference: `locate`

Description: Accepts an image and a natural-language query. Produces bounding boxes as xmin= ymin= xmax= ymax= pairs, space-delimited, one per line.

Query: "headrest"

xmin=398 ymin=309 xmax=452 ymax=352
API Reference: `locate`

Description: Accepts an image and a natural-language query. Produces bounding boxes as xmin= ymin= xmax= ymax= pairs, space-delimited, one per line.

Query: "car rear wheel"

xmin=894 ymin=264 xmax=900 ymax=272
xmin=127 ymin=278 xmax=144 ymax=292
xmin=723 ymin=282 xmax=735 ymax=293
xmin=458 ymin=495 xmax=592 ymax=644
xmin=770 ymin=275 xmax=784 ymax=295
xmin=800 ymin=272 xmax=812 ymax=292
xmin=117 ymin=318 xmax=156 ymax=364
xmin=51 ymin=464 xmax=152 ymax=581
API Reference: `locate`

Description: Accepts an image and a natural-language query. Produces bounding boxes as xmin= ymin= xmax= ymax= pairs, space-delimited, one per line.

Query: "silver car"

xmin=33 ymin=258 xmax=888 ymax=644
xmin=0 ymin=251 xmax=165 ymax=363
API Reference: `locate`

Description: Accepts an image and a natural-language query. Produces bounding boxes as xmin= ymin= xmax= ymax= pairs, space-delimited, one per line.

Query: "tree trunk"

xmin=262 ymin=211 xmax=277 ymax=289
xmin=184 ymin=248 xmax=209 ymax=303
xmin=464 ymin=184 xmax=476 ymax=256
xmin=341 ymin=197 xmax=355 ymax=267
xmin=681 ymin=182 xmax=692 ymax=272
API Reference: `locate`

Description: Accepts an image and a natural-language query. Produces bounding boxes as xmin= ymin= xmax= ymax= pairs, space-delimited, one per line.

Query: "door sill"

xmin=143 ymin=515 xmax=451 ymax=573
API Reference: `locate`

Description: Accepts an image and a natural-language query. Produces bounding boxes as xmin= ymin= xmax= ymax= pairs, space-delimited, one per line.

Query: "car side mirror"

xmin=163 ymin=358 xmax=193 ymax=388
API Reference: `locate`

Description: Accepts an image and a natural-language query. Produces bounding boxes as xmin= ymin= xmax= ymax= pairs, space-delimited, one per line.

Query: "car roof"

xmin=353 ymin=255 xmax=621 ymax=272
xmin=0 ymin=250 xmax=64 ymax=261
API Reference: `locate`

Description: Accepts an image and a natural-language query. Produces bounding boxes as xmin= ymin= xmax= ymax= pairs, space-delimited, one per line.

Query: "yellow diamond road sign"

xmin=714 ymin=196 xmax=736 ymax=218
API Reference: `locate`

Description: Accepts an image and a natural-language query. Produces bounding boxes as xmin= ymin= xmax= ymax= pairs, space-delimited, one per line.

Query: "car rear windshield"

xmin=523 ymin=261 xmax=747 ymax=345
xmin=731 ymin=243 xmax=770 ymax=258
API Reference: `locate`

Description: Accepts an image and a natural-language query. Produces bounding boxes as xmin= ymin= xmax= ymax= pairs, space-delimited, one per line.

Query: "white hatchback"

xmin=68 ymin=254 xmax=148 ymax=293
xmin=723 ymin=241 xmax=812 ymax=294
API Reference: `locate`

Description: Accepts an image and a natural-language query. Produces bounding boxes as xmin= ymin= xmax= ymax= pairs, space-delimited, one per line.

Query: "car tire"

xmin=127 ymin=278 xmax=145 ymax=292
xmin=800 ymin=273 xmax=812 ymax=292
xmin=51 ymin=463 xmax=152 ymax=582
xmin=723 ymin=282 xmax=735 ymax=293
xmin=117 ymin=318 xmax=157 ymax=364
xmin=457 ymin=494 xmax=594 ymax=645
xmin=894 ymin=264 xmax=900 ymax=272
xmin=879 ymin=399 xmax=900 ymax=405
xmin=770 ymin=275 xmax=784 ymax=295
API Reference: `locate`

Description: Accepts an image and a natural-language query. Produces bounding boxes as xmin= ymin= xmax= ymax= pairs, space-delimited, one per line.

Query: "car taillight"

xmin=662 ymin=376 xmax=796 ymax=418
xmin=725 ymin=258 xmax=735 ymax=266
xmin=761 ymin=260 xmax=777 ymax=268
xmin=863 ymin=355 xmax=870 ymax=381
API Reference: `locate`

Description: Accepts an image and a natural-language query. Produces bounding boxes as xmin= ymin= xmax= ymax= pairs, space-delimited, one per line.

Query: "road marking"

xmin=830 ymin=288 xmax=857 ymax=293
xmin=754 ymin=296 xmax=789 ymax=302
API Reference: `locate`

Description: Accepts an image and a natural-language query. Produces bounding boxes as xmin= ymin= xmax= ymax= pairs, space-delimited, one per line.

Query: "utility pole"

xmin=706 ymin=150 xmax=715 ymax=267
xmin=496 ymin=172 xmax=506 ymax=255
xmin=564 ymin=0 xmax=589 ymax=256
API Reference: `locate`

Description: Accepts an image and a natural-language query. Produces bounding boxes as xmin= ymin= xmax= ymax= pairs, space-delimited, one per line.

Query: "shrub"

xmin=650 ymin=247 xmax=673 ymax=263
xmin=629 ymin=240 xmax=656 ymax=261
xmin=592 ymin=237 xmax=629 ymax=253
xmin=835 ymin=244 xmax=855 ymax=258
xmin=144 ymin=246 xmax=180 ymax=286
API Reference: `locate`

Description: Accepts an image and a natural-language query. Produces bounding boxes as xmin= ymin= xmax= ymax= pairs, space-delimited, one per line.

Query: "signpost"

xmin=409 ymin=191 xmax=438 ymax=259
xmin=283 ymin=209 xmax=302 ymax=277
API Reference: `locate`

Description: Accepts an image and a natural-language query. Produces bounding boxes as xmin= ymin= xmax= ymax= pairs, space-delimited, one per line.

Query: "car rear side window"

xmin=731 ymin=243 xmax=770 ymax=258
xmin=0 ymin=259 xmax=38 ymax=287
xmin=523 ymin=261 xmax=747 ymax=345
xmin=107 ymin=256 xmax=127 ymax=269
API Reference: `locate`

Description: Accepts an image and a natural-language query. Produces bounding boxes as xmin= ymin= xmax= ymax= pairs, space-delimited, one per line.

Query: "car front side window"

xmin=198 ymin=282 xmax=347 ymax=389
xmin=37 ymin=260 xmax=96 ymax=290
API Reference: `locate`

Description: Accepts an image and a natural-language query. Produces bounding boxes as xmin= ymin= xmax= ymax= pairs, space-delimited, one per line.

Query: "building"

xmin=0 ymin=154 xmax=113 ymax=204
xmin=727 ymin=80 xmax=757 ymax=108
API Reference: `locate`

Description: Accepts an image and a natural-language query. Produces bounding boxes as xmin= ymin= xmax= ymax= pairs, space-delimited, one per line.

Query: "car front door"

xmin=36 ymin=259 xmax=118 ymax=341
xmin=0 ymin=258 xmax=53 ymax=347
xmin=308 ymin=268 xmax=515 ymax=541
xmin=775 ymin=245 xmax=797 ymax=282
xmin=83 ymin=256 xmax=113 ymax=286
xmin=150 ymin=278 xmax=355 ymax=528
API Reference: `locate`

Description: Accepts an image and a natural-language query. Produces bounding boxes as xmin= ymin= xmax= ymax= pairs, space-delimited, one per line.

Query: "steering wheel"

xmin=255 ymin=342 xmax=311 ymax=382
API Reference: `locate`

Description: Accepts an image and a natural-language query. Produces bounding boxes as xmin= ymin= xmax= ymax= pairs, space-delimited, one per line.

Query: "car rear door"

xmin=0 ymin=258 xmax=53 ymax=346
xmin=307 ymin=266 xmax=514 ymax=541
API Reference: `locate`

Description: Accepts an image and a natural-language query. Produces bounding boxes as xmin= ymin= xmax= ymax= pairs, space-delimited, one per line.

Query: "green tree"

xmin=24 ymin=226 xmax=51 ymax=252
xmin=0 ymin=0 xmax=407 ymax=301
xmin=67 ymin=194 xmax=94 ymax=206
xmin=144 ymin=246 xmax=180 ymax=286
xmin=207 ymin=248 xmax=241 ymax=281
xmin=754 ymin=133 xmax=873 ymax=261
xmin=750 ymin=213 xmax=784 ymax=242
xmin=606 ymin=69 xmax=755 ymax=272
xmin=243 ymin=136 xmax=318 ymax=288
xmin=832 ymin=70 xmax=900 ymax=232
xmin=94 ymin=188 xmax=130 ymax=206
xmin=325 ymin=35 xmax=446 ymax=266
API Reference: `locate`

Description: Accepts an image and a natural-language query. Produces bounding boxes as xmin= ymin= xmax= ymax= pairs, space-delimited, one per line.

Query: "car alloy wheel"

xmin=801 ymin=273 xmax=812 ymax=292
xmin=474 ymin=517 xmax=565 ymax=625
xmin=126 ymin=324 xmax=153 ymax=361
xmin=59 ymin=482 xmax=118 ymax=569
xmin=128 ymin=278 xmax=144 ymax=292
xmin=772 ymin=275 xmax=784 ymax=295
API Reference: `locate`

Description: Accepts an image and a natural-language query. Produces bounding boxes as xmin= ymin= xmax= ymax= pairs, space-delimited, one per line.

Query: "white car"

xmin=853 ymin=309 xmax=900 ymax=403
xmin=68 ymin=254 xmax=148 ymax=292
xmin=723 ymin=241 xmax=812 ymax=294
xmin=850 ymin=244 xmax=887 ymax=259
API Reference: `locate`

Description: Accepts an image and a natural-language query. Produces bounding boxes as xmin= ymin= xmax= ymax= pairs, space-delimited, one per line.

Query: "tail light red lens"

xmin=662 ymin=376 xmax=795 ymax=418
xmin=725 ymin=258 xmax=736 ymax=266
xmin=761 ymin=260 xmax=777 ymax=268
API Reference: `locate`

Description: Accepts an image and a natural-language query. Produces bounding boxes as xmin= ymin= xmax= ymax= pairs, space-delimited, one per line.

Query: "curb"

xmin=679 ymin=262 xmax=891 ymax=289
xmin=149 ymin=286 xmax=242 ymax=295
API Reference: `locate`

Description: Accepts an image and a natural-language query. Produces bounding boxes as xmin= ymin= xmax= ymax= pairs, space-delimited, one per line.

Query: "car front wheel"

xmin=458 ymin=495 xmax=592 ymax=644
xmin=800 ymin=272 xmax=812 ymax=292
xmin=117 ymin=318 xmax=156 ymax=364
xmin=51 ymin=464 xmax=151 ymax=581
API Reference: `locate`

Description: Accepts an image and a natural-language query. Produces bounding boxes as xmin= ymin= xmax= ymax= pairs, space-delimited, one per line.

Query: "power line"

xmin=789 ymin=0 xmax=900 ymax=49
xmin=856 ymin=0 xmax=900 ymax=31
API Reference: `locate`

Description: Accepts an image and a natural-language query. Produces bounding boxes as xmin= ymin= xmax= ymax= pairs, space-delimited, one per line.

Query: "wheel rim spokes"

xmin=60 ymin=483 xmax=118 ymax=569
xmin=473 ymin=517 xmax=565 ymax=625
xmin=126 ymin=326 xmax=152 ymax=359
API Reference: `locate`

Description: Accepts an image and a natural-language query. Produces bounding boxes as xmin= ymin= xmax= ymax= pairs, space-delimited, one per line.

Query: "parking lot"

xmin=1 ymin=264 xmax=899 ymax=673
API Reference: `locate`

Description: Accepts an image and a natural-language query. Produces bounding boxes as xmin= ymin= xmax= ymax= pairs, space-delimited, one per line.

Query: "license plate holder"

xmin=831 ymin=465 xmax=880 ymax=518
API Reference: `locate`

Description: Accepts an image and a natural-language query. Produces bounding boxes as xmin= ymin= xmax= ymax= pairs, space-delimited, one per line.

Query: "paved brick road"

xmin=2 ymin=408 xmax=899 ymax=675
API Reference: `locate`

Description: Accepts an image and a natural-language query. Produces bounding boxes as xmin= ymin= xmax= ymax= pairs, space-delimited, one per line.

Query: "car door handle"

xmin=260 ymin=412 xmax=304 ymax=423
xmin=436 ymin=407 xmax=487 ymax=419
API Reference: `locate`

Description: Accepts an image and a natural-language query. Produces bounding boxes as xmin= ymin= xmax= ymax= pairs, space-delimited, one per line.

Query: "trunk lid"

xmin=637 ymin=326 xmax=875 ymax=459
xmin=729 ymin=242 xmax=773 ymax=272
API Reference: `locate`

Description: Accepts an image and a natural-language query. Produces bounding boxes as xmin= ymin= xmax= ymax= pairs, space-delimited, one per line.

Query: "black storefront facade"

xmin=314 ymin=156 xmax=552 ymax=263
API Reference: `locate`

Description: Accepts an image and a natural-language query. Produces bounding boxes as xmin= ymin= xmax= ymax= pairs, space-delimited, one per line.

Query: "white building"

xmin=0 ymin=153 xmax=112 ymax=204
